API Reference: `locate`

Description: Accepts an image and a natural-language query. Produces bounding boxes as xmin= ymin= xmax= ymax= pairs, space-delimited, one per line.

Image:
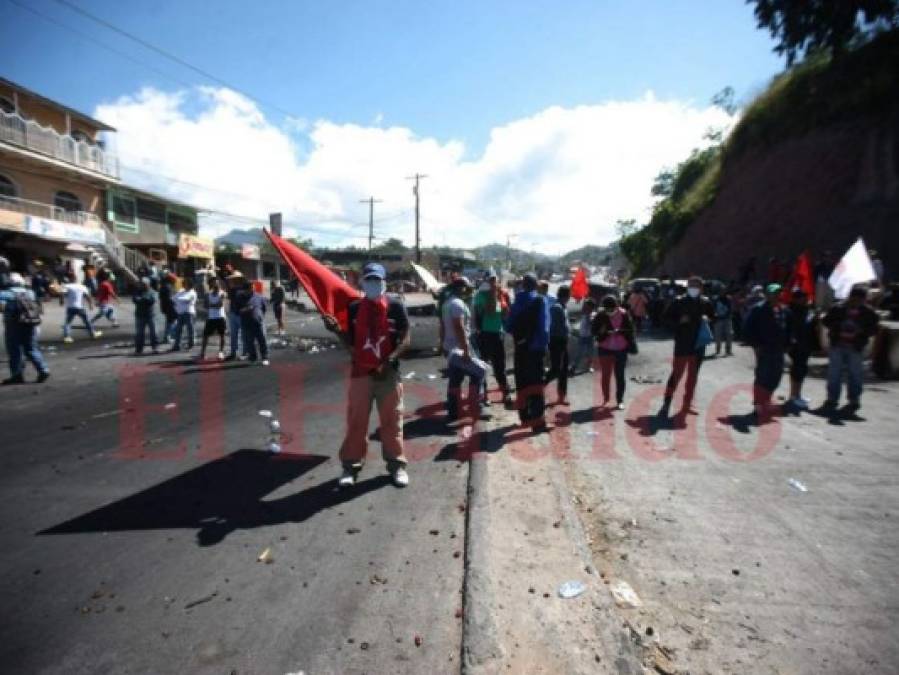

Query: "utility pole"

xmin=360 ymin=196 xmax=382 ymax=252
xmin=406 ymin=173 xmax=428 ymax=263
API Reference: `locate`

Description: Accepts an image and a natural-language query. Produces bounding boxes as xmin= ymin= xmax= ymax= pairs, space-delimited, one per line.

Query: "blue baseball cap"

xmin=362 ymin=262 xmax=386 ymax=280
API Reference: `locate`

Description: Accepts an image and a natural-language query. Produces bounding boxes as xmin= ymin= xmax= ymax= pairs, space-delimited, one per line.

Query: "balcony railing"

xmin=0 ymin=110 xmax=119 ymax=178
xmin=0 ymin=194 xmax=104 ymax=228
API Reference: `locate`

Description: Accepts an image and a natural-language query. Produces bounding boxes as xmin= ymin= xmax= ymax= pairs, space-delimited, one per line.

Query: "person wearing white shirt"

xmin=199 ymin=277 xmax=226 ymax=360
xmin=171 ymin=278 xmax=198 ymax=351
xmin=62 ymin=274 xmax=101 ymax=343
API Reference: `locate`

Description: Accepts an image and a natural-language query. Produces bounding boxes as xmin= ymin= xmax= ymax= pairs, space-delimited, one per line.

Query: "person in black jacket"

xmin=786 ymin=288 xmax=817 ymax=409
xmin=743 ymin=284 xmax=791 ymax=419
xmin=660 ymin=276 xmax=715 ymax=416
xmin=821 ymin=286 xmax=879 ymax=412
xmin=158 ymin=274 xmax=178 ymax=345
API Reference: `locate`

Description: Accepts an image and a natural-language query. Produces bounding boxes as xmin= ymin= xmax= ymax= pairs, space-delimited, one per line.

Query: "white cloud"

xmin=95 ymin=87 xmax=733 ymax=254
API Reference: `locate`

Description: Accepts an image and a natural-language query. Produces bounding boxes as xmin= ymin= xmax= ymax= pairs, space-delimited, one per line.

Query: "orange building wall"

xmin=0 ymin=163 xmax=103 ymax=217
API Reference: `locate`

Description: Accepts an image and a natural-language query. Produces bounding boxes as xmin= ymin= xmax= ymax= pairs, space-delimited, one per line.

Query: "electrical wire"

xmin=50 ymin=0 xmax=302 ymax=121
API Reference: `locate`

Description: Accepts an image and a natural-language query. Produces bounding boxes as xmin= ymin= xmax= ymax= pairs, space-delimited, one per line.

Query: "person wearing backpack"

xmin=506 ymin=273 xmax=551 ymax=431
xmin=1 ymin=273 xmax=49 ymax=384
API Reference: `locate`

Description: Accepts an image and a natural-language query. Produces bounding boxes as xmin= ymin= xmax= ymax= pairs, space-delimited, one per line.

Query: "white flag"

xmin=828 ymin=237 xmax=876 ymax=299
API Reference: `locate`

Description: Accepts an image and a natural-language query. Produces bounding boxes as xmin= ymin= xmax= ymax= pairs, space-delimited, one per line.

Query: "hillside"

xmin=649 ymin=31 xmax=899 ymax=278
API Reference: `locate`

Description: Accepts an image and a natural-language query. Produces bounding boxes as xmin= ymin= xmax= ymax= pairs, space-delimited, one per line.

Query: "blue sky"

xmin=4 ymin=0 xmax=786 ymax=250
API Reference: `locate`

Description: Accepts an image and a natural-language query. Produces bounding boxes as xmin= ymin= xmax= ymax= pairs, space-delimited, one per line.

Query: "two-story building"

xmin=104 ymin=184 xmax=212 ymax=277
xmin=0 ymin=78 xmax=211 ymax=282
xmin=0 ymin=77 xmax=118 ymax=274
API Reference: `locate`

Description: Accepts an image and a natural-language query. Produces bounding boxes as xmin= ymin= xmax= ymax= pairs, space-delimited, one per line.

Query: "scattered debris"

xmin=257 ymin=548 xmax=274 ymax=564
xmin=788 ymin=478 xmax=809 ymax=492
xmin=184 ymin=593 xmax=216 ymax=609
xmin=609 ymin=580 xmax=643 ymax=608
xmin=429 ymin=529 xmax=440 ymax=536
xmin=163 ymin=402 xmax=177 ymax=410
xmin=404 ymin=371 xmax=416 ymax=379
xmin=427 ymin=374 xmax=437 ymax=380
xmin=258 ymin=410 xmax=273 ymax=418
xmin=414 ymin=635 xmax=423 ymax=647
xmin=370 ymin=574 xmax=388 ymax=585
xmin=732 ymin=569 xmax=740 ymax=576
xmin=557 ymin=580 xmax=586 ymax=599
xmin=346 ymin=528 xmax=361 ymax=535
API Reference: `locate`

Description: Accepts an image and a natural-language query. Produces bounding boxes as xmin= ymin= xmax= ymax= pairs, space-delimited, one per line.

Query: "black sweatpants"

xmin=546 ymin=336 xmax=569 ymax=398
xmin=514 ymin=347 xmax=546 ymax=425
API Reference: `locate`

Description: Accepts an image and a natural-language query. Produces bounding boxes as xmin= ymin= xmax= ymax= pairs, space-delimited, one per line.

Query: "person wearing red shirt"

xmin=91 ymin=270 xmax=119 ymax=328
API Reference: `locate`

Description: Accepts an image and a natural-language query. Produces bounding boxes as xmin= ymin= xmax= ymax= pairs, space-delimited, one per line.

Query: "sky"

xmin=3 ymin=0 xmax=785 ymax=252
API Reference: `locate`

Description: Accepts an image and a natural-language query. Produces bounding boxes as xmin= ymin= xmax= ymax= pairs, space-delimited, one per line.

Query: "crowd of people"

xmin=1 ymin=251 xmax=891 ymax=493
xmin=318 ymin=255 xmax=888 ymax=489
xmin=0 ymin=254 xmax=293 ymax=384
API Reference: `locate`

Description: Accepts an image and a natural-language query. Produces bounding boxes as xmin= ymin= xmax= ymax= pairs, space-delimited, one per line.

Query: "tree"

xmin=711 ymin=86 xmax=737 ymax=115
xmin=288 ymin=237 xmax=314 ymax=251
xmin=372 ymin=237 xmax=408 ymax=253
xmin=748 ymin=0 xmax=899 ymax=65
xmin=651 ymin=169 xmax=675 ymax=198
xmin=615 ymin=219 xmax=638 ymax=239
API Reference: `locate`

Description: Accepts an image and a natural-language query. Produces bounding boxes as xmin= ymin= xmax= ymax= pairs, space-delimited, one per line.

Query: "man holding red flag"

xmin=780 ymin=252 xmax=816 ymax=305
xmin=323 ymin=263 xmax=411 ymax=488
xmin=570 ymin=266 xmax=588 ymax=301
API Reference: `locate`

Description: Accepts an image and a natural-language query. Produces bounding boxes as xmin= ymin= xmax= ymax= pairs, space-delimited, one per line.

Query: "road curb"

xmin=461 ymin=451 xmax=505 ymax=673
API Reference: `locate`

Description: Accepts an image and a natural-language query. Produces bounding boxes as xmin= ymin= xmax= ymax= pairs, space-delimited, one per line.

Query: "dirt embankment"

xmin=659 ymin=109 xmax=899 ymax=279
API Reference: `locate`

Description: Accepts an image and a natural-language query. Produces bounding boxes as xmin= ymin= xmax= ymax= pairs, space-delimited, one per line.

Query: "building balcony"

xmin=0 ymin=109 xmax=119 ymax=179
xmin=0 ymin=194 xmax=104 ymax=229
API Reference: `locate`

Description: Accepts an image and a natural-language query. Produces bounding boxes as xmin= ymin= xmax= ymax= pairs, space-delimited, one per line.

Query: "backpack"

xmin=14 ymin=291 xmax=42 ymax=326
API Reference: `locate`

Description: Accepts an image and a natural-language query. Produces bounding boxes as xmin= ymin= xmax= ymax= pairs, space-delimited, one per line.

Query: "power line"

xmin=50 ymin=0 xmax=301 ymax=120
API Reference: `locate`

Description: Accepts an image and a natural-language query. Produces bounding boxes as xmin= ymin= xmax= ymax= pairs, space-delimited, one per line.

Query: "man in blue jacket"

xmin=506 ymin=273 xmax=550 ymax=431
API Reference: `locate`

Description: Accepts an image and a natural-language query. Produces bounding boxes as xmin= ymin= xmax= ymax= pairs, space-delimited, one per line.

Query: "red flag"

xmin=264 ymin=230 xmax=360 ymax=331
xmin=570 ymin=267 xmax=588 ymax=300
xmin=780 ymin=251 xmax=815 ymax=303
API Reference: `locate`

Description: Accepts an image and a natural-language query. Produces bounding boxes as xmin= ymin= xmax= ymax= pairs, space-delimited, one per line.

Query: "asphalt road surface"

xmin=0 ymin=310 xmax=467 ymax=675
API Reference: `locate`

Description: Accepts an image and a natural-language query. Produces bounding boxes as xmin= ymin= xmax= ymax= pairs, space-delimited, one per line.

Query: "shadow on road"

xmin=433 ymin=424 xmax=518 ymax=462
xmin=36 ymin=450 xmax=395 ymax=546
xmin=626 ymin=413 xmax=687 ymax=436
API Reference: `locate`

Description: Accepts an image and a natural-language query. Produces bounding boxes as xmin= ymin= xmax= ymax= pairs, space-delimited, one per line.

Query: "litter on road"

xmin=788 ymin=478 xmax=809 ymax=492
xmin=257 ymin=548 xmax=273 ymax=564
xmin=557 ymin=580 xmax=586 ymax=599
xmin=609 ymin=580 xmax=643 ymax=608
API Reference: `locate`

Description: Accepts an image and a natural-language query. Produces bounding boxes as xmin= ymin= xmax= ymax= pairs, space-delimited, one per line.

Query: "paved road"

xmin=0 ymin=312 xmax=468 ymax=675
xmin=557 ymin=334 xmax=899 ymax=674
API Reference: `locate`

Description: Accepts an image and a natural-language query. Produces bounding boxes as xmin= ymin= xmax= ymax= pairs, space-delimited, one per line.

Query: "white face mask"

xmin=687 ymin=287 xmax=700 ymax=298
xmin=362 ymin=278 xmax=386 ymax=300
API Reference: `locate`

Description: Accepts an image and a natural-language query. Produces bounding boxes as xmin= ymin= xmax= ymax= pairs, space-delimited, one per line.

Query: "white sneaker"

xmin=261 ymin=359 xmax=270 ymax=366
xmin=93 ymin=330 xmax=103 ymax=338
xmin=63 ymin=336 xmax=74 ymax=344
xmin=217 ymin=351 xmax=225 ymax=360
xmin=392 ymin=467 xmax=409 ymax=488
xmin=338 ymin=468 xmax=356 ymax=488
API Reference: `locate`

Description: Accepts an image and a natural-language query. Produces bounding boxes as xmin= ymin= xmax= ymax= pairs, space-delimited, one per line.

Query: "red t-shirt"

xmin=97 ymin=280 xmax=116 ymax=304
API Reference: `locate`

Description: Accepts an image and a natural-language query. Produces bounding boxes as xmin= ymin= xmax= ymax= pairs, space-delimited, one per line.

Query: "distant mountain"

xmin=559 ymin=243 xmax=618 ymax=268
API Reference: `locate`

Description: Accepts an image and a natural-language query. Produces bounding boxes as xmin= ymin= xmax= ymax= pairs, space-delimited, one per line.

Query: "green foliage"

xmin=372 ymin=237 xmax=408 ymax=253
xmin=619 ymin=27 xmax=899 ymax=274
xmin=724 ymin=28 xmax=899 ymax=161
xmin=748 ymin=0 xmax=899 ymax=65
xmin=619 ymin=144 xmax=722 ymax=273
